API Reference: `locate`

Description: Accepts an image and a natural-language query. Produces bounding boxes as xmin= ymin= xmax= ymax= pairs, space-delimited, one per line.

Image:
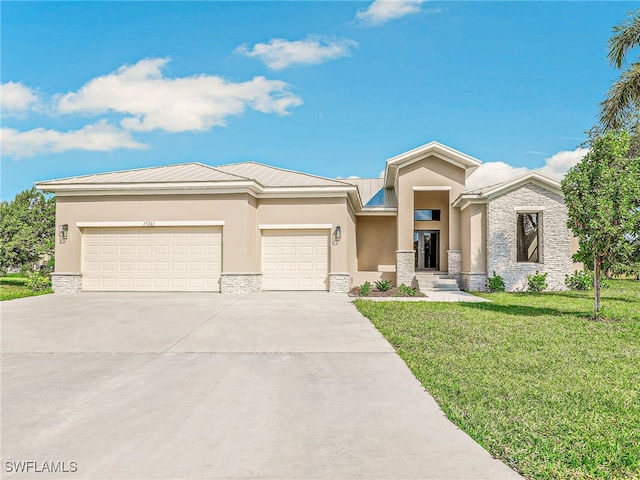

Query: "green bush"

xmin=486 ymin=271 xmax=505 ymax=292
xmin=398 ymin=284 xmax=417 ymax=296
xmin=25 ymin=273 xmax=52 ymax=292
xmin=527 ymin=271 xmax=548 ymax=292
xmin=375 ymin=279 xmax=392 ymax=292
xmin=360 ymin=281 xmax=371 ymax=297
xmin=565 ymin=270 xmax=593 ymax=290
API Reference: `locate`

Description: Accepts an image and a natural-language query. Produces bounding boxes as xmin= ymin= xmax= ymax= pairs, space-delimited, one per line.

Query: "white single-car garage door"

xmin=82 ymin=226 xmax=222 ymax=292
xmin=261 ymin=230 xmax=329 ymax=291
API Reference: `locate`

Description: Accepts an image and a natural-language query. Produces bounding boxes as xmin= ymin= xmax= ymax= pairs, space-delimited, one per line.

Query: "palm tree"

xmin=600 ymin=10 xmax=640 ymax=130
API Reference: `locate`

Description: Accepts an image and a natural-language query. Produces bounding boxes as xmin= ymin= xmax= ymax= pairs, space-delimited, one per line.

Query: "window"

xmin=414 ymin=209 xmax=441 ymax=221
xmin=517 ymin=213 xmax=540 ymax=262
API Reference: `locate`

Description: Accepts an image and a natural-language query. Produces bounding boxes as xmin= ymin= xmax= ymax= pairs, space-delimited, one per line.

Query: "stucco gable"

xmin=384 ymin=141 xmax=482 ymax=188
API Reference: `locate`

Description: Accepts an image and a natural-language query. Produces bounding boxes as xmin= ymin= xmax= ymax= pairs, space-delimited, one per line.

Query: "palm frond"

xmin=608 ymin=10 xmax=640 ymax=68
xmin=600 ymin=63 xmax=640 ymax=130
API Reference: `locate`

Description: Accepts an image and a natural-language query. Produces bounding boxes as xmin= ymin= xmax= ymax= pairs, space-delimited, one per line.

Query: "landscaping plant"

xmin=486 ymin=271 xmax=506 ymax=292
xmin=565 ymin=270 xmax=594 ymax=290
xmin=526 ymin=271 xmax=548 ymax=292
xmin=398 ymin=284 xmax=417 ymax=296
xmin=25 ymin=272 xmax=52 ymax=292
xmin=374 ymin=279 xmax=392 ymax=292
xmin=359 ymin=281 xmax=371 ymax=297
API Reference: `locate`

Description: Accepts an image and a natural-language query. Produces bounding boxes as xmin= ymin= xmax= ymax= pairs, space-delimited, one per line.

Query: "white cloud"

xmin=466 ymin=161 xmax=530 ymax=190
xmin=466 ymin=147 xmax=589 ymax=190
xmin=235 ymin=37 xmax=358 ymax=70
xmin=537 ymin=148 xmax=590 ymax=179
xmin=1 ymin=82 xmax=39 ymax=113
xmin=356 ymin=0 xmax=437 ymax=26
xmin=57 ymin=58 xmax=303 ymax=133
xmin=0 ymin=121 xmax=148 ymax=158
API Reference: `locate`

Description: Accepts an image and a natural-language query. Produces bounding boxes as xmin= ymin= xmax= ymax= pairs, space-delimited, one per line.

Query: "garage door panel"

xmin=82 ymin=226 xmax=221 ymax=292
xmin=262 ymin=230 xmax=329 ymax=291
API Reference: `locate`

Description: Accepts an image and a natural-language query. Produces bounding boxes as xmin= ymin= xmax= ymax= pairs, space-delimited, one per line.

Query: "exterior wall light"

xmin=334 ymin=225 xmax=341 ymax=242
xmin=59 ymin=224 xmax=68 ymax=244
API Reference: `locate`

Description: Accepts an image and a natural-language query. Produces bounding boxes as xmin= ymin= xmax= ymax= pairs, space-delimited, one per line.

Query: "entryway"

xmin=414 ymin=230 xmax=439 ymax=270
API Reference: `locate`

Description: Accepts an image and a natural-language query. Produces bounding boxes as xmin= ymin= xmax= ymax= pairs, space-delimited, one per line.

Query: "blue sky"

xmin=1 ymin=1 xmax=636 ymax=200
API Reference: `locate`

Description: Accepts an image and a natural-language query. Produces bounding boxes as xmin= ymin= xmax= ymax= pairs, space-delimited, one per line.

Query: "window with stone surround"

xmin=517 ymin=212 xmax=541 ymax=262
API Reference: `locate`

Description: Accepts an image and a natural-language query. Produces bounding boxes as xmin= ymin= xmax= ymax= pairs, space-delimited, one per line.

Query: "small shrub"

xmin=375 ymin=279 xmax=392 ymax=292
xmin=486 ymin=271 xmax=505 ymax=292
xmin=565 ymin=270 xmax=593 ymax=290
xmin=25 ymin=273 xmax=52 ymax=292
xmin=19 ymin=264 xmax=34 ymax=277
xmin=360 ymin=281 xmax=371 ymax=297
xmin=527 ymin=271 xmax=548 ymax=292
xmin=398 ymin=284 xmax=417 ymax=296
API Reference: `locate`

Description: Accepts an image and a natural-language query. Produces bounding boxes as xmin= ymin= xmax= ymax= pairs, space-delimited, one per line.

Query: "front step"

xmin=415 ymin=272 xmax=461 ymax=292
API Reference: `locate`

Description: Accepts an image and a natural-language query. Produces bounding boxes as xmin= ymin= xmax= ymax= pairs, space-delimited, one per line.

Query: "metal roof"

xmin=342 ymin=178 xmax=383 ymax=204
xmin=37 ymin=163 xmax=248 ymax=185
xmin=341 ymin=178 xmax=397 ymax=208
xmin=216 ymin=162 xmax=349 ymax=187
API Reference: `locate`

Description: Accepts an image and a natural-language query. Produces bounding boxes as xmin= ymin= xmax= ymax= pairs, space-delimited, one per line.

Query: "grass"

xmin=355 ymin=280 xmax=640 ymax=480
xmin=0 ymin=274 xmax=52 ymax=301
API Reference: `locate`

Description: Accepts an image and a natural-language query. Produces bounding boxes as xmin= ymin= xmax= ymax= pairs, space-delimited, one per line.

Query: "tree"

xmin=0 ymin=187 xmax=56 ymax=273
xmin=562 ymin=131 xmax=640 ymax=319
xmin=600 ymin=10 xmax=640 ymax=130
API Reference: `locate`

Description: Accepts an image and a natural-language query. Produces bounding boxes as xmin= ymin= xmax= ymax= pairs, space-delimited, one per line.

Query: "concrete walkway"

xmin=2 ymin=292 xmax=520 ymax=479
xmin=357 ymin=291 xmax=491 ymax=302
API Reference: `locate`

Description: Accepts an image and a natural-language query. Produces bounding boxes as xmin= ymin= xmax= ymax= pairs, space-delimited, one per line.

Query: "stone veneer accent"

xmin=329 ymin=273 xmax=350 ymax=294
xmin=460 ymin=273 xmax=488 ymax=292
xmin=396 ymin=250 xmax=415 ymax=287
xmin=51 ymin=272 xmax=82 ymax=294
xmin=447 ymin=250 xmax=462 ymax=286
xmin=220 ymin=273 xmax=262 ymax=294
xmin=486 ymin=183 xmax=572 ymax=291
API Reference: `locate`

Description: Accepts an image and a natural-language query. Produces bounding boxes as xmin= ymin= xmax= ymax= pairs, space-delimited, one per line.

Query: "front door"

xmin=414 ymin=230 xmax=439 ymax=270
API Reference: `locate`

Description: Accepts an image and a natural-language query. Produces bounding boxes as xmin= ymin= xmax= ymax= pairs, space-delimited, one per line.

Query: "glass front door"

xmin=414 ymin=230 xmax=439 ymax=270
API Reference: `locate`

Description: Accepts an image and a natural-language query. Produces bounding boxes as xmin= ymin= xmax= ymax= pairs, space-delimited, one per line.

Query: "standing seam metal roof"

xmin=37 ymin=163 xmax=249 ymax=185
xmin=215 ymin=162 xmax=351 ymax=187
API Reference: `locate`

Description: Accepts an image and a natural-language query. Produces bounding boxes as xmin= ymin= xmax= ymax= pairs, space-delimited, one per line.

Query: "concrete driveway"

xmin=2 ymin=293 xmax=521 ymax=479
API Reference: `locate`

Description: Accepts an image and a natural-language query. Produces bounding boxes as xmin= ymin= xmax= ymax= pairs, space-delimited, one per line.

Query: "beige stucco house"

xmin=37 ymin=141 xmax=577 ymax=294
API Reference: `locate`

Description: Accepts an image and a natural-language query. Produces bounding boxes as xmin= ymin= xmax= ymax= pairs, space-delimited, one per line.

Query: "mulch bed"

xmin=348 ymin=286 xmax=426 ymax=298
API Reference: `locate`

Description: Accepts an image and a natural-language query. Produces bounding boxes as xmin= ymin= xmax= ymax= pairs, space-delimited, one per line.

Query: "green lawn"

xmin=0 ymin=275 xmax=52 ymax=301
xmin=355 ymin=280 xmax=640 ymax=480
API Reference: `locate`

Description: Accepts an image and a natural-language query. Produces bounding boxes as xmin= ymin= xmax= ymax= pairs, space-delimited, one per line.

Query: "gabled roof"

xmin=215 ymin=161 xmax=349 ymax=187
xmin=37 ymin=163 xmax=248 ymax=185
xmin=384 ymin=141 xmax=482 ymax=188
xmin=453 ymin=172 xmax=562 ymax=208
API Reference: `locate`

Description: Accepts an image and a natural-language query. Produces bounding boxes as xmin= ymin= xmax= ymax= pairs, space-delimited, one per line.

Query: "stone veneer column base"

xmin=460 ymin=273 xmax=488 ymax=292
xmin=51 ymin=272 xmax=82 ymax=294
xmin=220 ymin=273 xmax=262 ymax=294
xmin=329 ymin=273 xmax=350 ymax=294
xmin=396 ymin=250 xmax=415 ymax=287
xmin=447 ymin=249 xmax=462 ymax=287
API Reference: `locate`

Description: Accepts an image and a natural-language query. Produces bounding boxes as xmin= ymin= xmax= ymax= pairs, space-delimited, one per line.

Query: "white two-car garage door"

xmin=261 ymin=230 xmax=329 ymax=291
xmin=82 ymin=226 xmax=222 ymax=292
